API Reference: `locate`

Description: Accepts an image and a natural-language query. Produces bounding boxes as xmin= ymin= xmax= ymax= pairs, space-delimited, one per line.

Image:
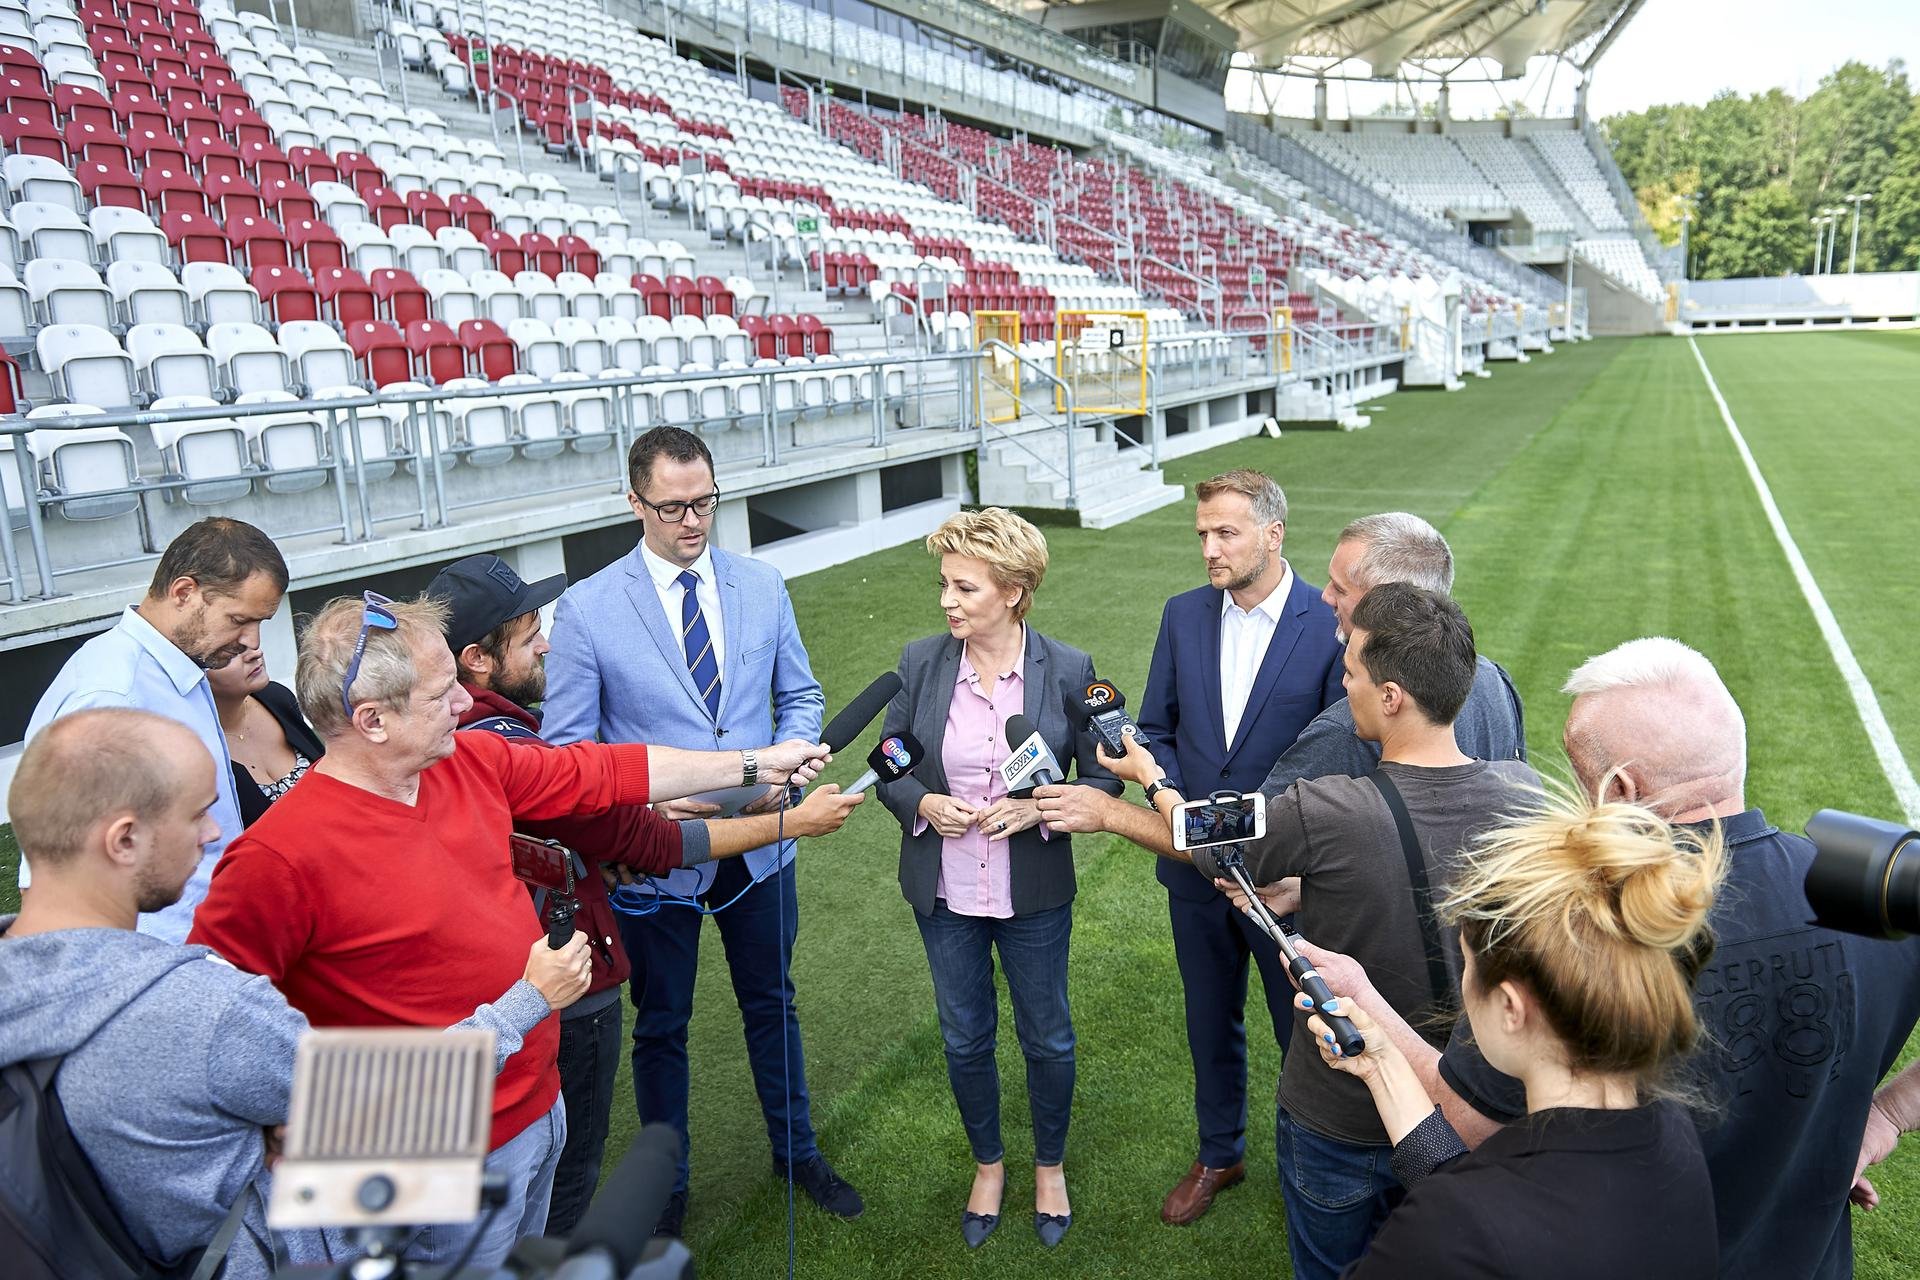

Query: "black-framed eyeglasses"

xmin=636 ymin=491 xmax=721 ymax=522
xmin=341 ymin=590 xmax=399 ymax=720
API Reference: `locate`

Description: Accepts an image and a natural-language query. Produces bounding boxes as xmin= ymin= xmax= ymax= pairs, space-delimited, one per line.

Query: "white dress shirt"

xmin=1219 ymin=561 xmax=1294 ymax=750
xmin=641 ymin=539 xmax=724 ymax=670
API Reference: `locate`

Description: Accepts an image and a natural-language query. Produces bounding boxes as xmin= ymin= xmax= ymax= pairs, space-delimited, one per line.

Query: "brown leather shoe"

xmin=1160 ymin=1160 xmax=1246 ymax=1225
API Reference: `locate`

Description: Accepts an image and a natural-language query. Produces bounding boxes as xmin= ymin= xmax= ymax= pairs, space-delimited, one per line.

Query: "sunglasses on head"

xmin=341 ymin=590 xmax=399 ymax=720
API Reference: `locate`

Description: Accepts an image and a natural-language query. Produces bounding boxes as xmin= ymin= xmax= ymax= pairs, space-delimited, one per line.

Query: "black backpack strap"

xmin=185 ymin=1185 xmax=254 ymax=1280
xmin=1368 ymin=772 xmax=1453 ymax=1014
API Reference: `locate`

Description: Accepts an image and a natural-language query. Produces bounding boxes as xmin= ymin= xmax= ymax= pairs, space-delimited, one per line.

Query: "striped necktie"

xmin=678 ymin=568 xmax=721 ymax=718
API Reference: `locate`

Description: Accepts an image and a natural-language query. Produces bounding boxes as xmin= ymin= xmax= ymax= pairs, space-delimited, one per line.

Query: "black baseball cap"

xmin=427 ymin=554 xmax=567 ymax=652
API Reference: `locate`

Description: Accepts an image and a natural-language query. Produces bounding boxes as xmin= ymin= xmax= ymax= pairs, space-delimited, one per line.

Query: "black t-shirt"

xmin=1344 ymin=1102 xmax=1716 ymax=1279
xmin=1439 ymin=809 xmax=1920 ymax=1279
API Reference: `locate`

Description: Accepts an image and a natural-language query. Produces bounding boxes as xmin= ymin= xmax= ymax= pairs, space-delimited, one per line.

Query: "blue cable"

xmin=606 ymin=787 xmax=800 ymax=1279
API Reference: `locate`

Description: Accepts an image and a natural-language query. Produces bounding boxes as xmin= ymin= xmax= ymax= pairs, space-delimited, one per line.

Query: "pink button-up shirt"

xmin=919 ymin=633 xmax=1049 ymax=919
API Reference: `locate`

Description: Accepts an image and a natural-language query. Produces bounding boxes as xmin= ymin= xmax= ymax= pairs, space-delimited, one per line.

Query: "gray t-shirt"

xmin=1261 ymin=655 xmax=1527 ymax=793
xmin=1191 ymin=758 xmax=1540 ymax=1147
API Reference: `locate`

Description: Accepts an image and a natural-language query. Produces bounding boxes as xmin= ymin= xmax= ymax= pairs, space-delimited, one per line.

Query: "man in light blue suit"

xmin=542 ymin=427 xmax=861 ymax=1236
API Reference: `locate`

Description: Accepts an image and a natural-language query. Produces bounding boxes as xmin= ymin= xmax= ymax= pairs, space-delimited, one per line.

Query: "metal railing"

xmin=974 ymin=337 xmax=1079 ymax=506
xmin=0 ymin=348 xmax=972 ymax=603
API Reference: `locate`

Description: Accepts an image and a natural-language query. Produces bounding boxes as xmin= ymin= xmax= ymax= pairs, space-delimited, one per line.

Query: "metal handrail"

xmin=974 ymin=337 xmax=1078 ymax=506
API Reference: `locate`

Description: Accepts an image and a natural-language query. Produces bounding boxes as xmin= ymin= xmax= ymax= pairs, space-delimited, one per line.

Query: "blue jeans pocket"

xmin=1280 ymin=1117 xmax=1382 ymax=1211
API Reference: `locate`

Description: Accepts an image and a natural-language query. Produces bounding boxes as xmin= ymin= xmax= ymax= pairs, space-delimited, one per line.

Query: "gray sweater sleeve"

xmin=205 ymin=973 xmax=309 ymax=1125
xmin=450 ymin=980 xmax=554 ymax=1074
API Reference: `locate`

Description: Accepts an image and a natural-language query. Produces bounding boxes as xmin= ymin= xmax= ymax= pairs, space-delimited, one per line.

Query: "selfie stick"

xmin=1212 ymin=845 xmax=1366 ymax=1058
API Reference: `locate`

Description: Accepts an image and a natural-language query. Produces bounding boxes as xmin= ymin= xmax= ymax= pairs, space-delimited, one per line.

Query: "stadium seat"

xmin=13 ymin=200 xmax=96 ymax=262
xmin=149 ymin=393 xmax=252 ymax=503
xmin=207 ymin=322 xmax=290 ymax=396
xmin=233 ymin=389 xmax=330 ymax=494
xmin=126 ymin=322 xmax=218 ymax=401
xmin=251 ymin=263 xmax=321 ymax=324
xmin=404 ymin=317 xmax=464 ymax=384
xmin=36 ymin=323 xmax=137 ymax=406
xmin=26 ymin=259 xmax=113 ymax=328
xmin=457 ymin=317 xmax=517 ymax=381
xmin=106 ymin=259 xmax=190 ymax=326
xmin=506 ymin=316 xmax=564 ymax=378
xmin=22 ymin=405 xmax=142 ymax=521
xmin=279 ymin=318 xmax=360 ymax=392
xmin=341 ymin=318 xmax=410 ymax=387
xmin=182 ymin=261 xmax=258 ymax=327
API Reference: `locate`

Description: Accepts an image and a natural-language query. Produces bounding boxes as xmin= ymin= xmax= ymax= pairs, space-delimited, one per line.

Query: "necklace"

xmin=220 ymin=698 xmax=254 ymax=744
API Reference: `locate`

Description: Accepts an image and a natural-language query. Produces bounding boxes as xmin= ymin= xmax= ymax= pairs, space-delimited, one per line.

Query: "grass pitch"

xmin=4 ymin=331 xmax=1917 ymax=1277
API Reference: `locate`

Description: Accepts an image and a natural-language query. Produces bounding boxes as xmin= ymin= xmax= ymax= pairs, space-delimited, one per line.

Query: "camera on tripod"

xmin=1805 ymin=810 xmax=1920 ymax=940
xmin=271 ymin=1029 xmax=691 ymax=1280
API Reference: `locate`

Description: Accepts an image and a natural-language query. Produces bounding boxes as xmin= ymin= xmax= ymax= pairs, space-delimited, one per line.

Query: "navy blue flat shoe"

xmin=962 ymin=1211 xmax=1000 ymax=1248
xmin=1035 ymin=1211 xmax=1072 ymax=1247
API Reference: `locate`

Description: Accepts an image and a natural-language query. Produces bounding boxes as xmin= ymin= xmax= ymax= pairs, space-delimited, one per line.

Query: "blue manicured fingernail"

xmin=1324 ymin=999 xmax=1340 ymax=1014
xmin=1323 ymin=1033 xmax=1334 ymax=1044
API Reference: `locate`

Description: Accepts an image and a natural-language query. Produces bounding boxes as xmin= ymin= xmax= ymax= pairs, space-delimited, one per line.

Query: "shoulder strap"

xmin=1368 ymin=771 xmax=1453 ymax=1014
xmin=184 ymin=1184 xmax=254 ymax=1280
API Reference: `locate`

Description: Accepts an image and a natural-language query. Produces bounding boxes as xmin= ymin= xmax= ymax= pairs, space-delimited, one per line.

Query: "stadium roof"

xmin=1208 ymin=0 xmax=1645 ymax=78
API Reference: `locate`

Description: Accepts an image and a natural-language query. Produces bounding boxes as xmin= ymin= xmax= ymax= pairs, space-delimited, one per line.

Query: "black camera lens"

xmin=1804 ymin=809 xmax=1920 ymax=939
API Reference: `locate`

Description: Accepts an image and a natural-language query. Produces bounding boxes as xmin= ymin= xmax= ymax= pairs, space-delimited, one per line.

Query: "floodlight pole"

xmin=1846 ymin=192 xmax=1874 ymax=274
xmin=1810 ymin=217 xmax=1825 ymax=275
xmin=1823 ymin=206 xmax=1846 ymax=275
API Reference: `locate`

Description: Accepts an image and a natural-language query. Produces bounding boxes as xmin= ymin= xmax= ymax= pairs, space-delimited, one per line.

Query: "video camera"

xmin=1805 ymin=809 xmax=1920 ymax=939
xmin=271 ymin=1029 xmax=690 ymax=1280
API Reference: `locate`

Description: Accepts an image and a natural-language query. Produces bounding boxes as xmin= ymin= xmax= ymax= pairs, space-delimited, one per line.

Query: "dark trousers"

xmin=617 ymin=856 xmax=818 ymax=1194
xmin=914 ymin=899 xmax=1076 ymax=1167
xmin=1168 ymin=887 xmax=1299 ymax=1168
xmin=1275 ymin=1103 xmax=1402 ymax=1280
xmin=545 ymin=997 xmax=622 ymax=1238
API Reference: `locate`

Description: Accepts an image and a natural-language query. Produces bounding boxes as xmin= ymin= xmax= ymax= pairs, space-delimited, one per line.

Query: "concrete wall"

xmin=1575 ymin=259 xmax=1661 ymax=335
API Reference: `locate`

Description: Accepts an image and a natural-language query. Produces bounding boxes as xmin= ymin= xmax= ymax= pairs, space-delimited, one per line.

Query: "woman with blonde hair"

xmin=873 ymin=507 xmax=1121 ymax=1249
xmin=1301 ymin=788 xmax=1725 ymax=1277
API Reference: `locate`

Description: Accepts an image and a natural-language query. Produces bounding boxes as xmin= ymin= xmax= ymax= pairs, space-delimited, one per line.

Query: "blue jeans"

xmin=546 ymin=995 xmax=623 ymax=1237
xmin=1275 ymin=1104 xmax=1401 ymax=1280
xmin=619 ymin=856 xmax=818 ymax=1194
xmin=404 ymin=1093 xmax=567 ymax=1267
xmin=914 ymin=899 xmax=1075 ymax=1166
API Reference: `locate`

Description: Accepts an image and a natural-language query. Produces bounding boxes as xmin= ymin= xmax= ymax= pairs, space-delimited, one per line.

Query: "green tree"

xmin=1705 ymin=182 xmax=1812 ymax=277
xmin=1602 ymin=59 xmax=1920 ymax=278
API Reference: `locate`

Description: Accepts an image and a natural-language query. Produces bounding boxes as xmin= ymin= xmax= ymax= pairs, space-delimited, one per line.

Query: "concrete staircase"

xmin=976 ymin=418 xmax=1184 ymax=529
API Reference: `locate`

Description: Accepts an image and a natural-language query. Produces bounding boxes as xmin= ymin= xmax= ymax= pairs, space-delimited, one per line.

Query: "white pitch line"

xmin=1689 ymin=337 xmax=1920 ymax=826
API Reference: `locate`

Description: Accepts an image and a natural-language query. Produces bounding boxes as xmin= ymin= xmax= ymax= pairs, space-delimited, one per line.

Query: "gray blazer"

xmin=876 ymin=628 xmax=1124 ymax=918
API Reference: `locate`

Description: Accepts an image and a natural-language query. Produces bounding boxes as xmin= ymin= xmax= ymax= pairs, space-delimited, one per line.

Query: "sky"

xmin=1223 ymin=0 xmax=1920 ymax=122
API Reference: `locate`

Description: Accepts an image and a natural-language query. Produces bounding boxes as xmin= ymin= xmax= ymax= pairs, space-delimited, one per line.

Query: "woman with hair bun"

xmin=1300 ymin=787 xmax=1726 ymax=1278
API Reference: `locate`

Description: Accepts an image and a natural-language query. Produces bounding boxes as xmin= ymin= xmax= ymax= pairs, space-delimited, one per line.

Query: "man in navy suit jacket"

xmin=1037 ymin=470 xmax=1341 ymax=1225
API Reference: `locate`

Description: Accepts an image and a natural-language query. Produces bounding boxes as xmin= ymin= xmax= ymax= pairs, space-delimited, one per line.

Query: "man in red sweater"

xmin=188 ymin=592 xmax=829 ymax=1269
xmin=426 ymin=552 xmax=865 ymax=1236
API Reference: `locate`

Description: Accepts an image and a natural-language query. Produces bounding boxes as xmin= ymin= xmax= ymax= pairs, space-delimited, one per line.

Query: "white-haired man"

xmin=189 ymin=593 xmax=830 ymax=1268
xmin=1262 ymin=511 xmax=1525 ymax=790
xmin=1294 ymin=637 xmax=1920 ymax=1280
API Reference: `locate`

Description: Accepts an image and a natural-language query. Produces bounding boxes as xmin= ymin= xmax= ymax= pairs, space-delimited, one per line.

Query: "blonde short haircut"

xmin=925 ymin=508 xmax=1049 ymax=621
xmin=1195 ymin=469 xmax=1287 ymax=526
xmin=297 ymin=594 xmax=451 ymax=739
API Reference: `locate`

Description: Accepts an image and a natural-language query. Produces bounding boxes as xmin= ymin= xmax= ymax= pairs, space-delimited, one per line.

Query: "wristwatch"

xmin=1143 ymin=778 xmax=1172 ymax=806
xmin=741 ymin=749 xmax=759 ymax=787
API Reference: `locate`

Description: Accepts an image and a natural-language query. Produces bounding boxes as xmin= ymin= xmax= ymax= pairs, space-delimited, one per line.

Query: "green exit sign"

xmin=1249 ymin=266 xmax=1266 ymax=285
xmin=471 ymin=45 xmax=490 ymax=63
xmin=796 ymin=216 xmax=819 ymax=233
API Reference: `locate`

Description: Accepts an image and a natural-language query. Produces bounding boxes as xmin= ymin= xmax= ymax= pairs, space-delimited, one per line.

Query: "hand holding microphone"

xmin=759 ymin=738 xmax=833 ymax=787
xmin=524 ymin=931 xmax=592 ymax=1012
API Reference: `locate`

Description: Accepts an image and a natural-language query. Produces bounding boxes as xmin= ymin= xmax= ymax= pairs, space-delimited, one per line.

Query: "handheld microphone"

xmin=845 ymin=730 xmax=924 ymax=795
xmin=822 ymin=671 xmax=904 ymax=753
xmin=1066 ymin=679 xmax=1152 ymax=758
xmin=998 ymin=713 xmax=1062 ymax=797
xmin=561 ymin=1123 xmax=683 ymax=1274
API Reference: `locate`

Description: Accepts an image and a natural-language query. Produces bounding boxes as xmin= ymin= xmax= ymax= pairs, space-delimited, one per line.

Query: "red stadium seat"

xmin=403 ymin=189 xmax=452 ymax=232
xmin=226 ymin=214 xmax=290 ymax=269
xmin=405 ymin=319 xmax=465 ymax=384
xmin=242 ymin=139 xmax=292 ymax=186
xmin=344 ymin=319 xmax=411 ymax=387
xmin=314 ymin=265 xmax=377 ymax=325
xmin=286 ymin=145 xmax=340 ymax=187
xmin=287 ymin=218 xmax=347 ymax=273
xmin=697 ymin=275 xmax=732 ymax=318
xmin=251 ymin=264 xmax=321 ymax=323
xmin=205 ymin=171 xmax=264 ymax=220
xmin=184 ymin=131 xmax=243 ymax=182
xmin=125 ymin=126 xmax=187 ymax=172
xmin=1 ymin=112 xmax=65 ymax=161
xmin=161 ymin=210 xmax=228 ymax=263
xmin=2 ymin=73 xmax=54 ymax=123
xmin=558 ymin=234 xmax=599 ymax=277
xmin=261 ymin=178 xmax=318 ymax=225
xmin=75 ymin=159 xmax=144 ymax=209
xmin=143 ymin=164 xmax=207 ymax=215
xmin=740 ymin=314 xmax=775 ymax=360
xmin=666 ymin=276 xmax=699 ymax=317
xmin=481 ymin=229 xmax=526 ymax=276
xmin=449 ymin=192 xmax=493 ymax=235
xmin=112 ymin=87 xmax=168 ymax=133
xmin=457 ymin=318 xmax=517 ymax=380
xmin=520 ymin=232 xmax=562 ymax=276
xmin=369 ymin=267 xmax=429 ymax=327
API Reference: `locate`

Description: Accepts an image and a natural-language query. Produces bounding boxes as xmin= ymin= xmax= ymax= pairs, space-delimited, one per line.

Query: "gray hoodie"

xmin=0 ymin=919 xmax=305 ymax=1279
